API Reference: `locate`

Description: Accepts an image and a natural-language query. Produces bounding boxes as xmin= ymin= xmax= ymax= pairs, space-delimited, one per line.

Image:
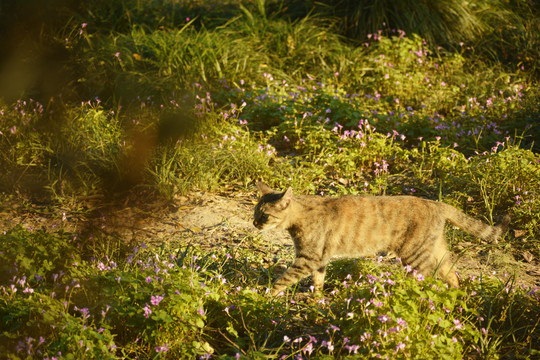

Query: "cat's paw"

xmin=270 ymin=285 xmax=287 ymax=296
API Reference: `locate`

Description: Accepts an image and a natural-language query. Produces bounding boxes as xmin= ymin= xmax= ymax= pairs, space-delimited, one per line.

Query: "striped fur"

xmin=253 ymin=182 xmax=510 ymax=295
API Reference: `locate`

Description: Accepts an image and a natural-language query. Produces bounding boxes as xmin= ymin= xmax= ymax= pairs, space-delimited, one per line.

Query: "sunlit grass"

xmin=1 ymin=227 xmax=538 ymax=358
xmin=0 ymin=1 xmax=539 ymax=359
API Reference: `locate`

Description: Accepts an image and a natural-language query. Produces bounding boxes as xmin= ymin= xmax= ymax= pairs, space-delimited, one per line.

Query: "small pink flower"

xmin=143 ymin=303 xmax=152 ymax=318
xmin=155 ymin=343 xmax=169 ymax=353
xmin=150 ymin=294 xmax=164 ymax=306
xmin=453 ymin=319 xmax=463 ymax=330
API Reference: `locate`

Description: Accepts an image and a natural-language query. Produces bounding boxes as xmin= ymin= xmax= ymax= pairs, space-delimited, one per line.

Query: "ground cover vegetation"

xmin=0 ymin=0 xmax=539 ymax=358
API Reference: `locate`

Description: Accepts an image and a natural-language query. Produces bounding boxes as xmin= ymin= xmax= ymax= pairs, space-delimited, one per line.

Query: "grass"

xmin=1 ymin=226 xmax=538 ymax=359
xmin=0 ymin=0 xmax=539 ymax=358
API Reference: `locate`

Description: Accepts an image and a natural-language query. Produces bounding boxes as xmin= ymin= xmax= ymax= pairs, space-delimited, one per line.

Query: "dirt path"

xmin=1 ymin=192 xmax=538 ymax=288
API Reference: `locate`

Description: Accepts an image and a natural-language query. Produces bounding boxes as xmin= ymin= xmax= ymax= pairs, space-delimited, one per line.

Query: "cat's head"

xmin=253 ymin=182 xmax=293 ymax=230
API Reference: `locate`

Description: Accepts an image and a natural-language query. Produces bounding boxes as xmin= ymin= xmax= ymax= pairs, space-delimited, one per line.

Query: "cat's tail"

xmin=443 ymin=204 xmax=511 ymax=243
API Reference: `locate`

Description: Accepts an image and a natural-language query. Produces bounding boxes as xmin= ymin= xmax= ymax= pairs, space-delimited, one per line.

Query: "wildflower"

xmin=283 ymin=335 xmax=291 ymax=343
xmin=322 ymin=340 xmax=334 ymax=352
xmin=143 ymin=303 xmax=152 ymax=318
xmin=198 ymin=307 xmax=205 ymax=316
xmin=378 ymin=315 xmax=391 ymax=323
xmin=396 ymin=318 xmax=407 ymax=327
xmin=395 ymin=342 xmax=406 ymax=352
xmin=453 ymin=319 xmax=463 ymax=330
xmin=328 ymin=324 xmax=340 ymax=332
xmin=151 ymin=294 xmax=164 ymax=306
xmin=155 ymin=343 xmax=169 ymax=353
xmin=345 ymin=344 xmax=360 ymax=354
xmin=79 ymin=23 xmax=87 ymax=35
xmin=77 ymin=307 xmax=90 ymax=319
xmin=145 ymin=276 xmax=153 ymax=283
xmin=302 ymin=342 xmax=314 ymax=355
xmin=360 ymin=332 xmax=371 ymax=342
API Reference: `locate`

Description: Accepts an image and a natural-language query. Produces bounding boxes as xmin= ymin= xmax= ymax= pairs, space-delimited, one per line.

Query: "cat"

xmin=253 ymin=182 xmax=510 ymax=295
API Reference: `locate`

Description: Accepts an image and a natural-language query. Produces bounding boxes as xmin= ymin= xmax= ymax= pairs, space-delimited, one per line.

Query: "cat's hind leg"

xmin=432 ymin=241 xmax=459 ymax=287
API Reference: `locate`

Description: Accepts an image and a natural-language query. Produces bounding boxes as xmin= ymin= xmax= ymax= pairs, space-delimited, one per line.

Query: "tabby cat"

xmin=253 ymin=182 xmax=510 ymax=295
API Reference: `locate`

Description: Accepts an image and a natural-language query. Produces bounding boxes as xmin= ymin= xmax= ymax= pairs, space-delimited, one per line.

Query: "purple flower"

xmin=283 ymin=335 xmax=291 ymax=343
xmin=155 ymin=343 xmax=169 ymax=353
xmin=328 ymin=324 xmax=340 ymax=332
xmin=345 ymin=344 xmax=360 ymax=354
xmin=143 ymin=303 xmax=152 ymax=318
xmin=321 ymin=340 xmax=334 ymax=352
xmin=378 ymin=315 xmax=391 ymax=323
xmin=151 ymin=295 xmax=164 ymax=306
xmin=303 ymin=342 xmax=314 ymax=354
xmin=453 ymin=319 xmax=463 ymax=330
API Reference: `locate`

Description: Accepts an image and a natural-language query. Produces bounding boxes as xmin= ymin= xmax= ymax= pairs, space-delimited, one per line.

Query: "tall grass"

xmin=313 ymin=0 xmax=486 ymax=46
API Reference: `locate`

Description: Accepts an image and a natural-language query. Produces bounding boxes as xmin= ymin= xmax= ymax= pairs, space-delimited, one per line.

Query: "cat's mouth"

xmin=253 ymin=220 xmax=263 ymax=229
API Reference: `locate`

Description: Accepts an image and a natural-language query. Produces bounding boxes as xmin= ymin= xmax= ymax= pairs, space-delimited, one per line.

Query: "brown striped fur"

xmin=253 ymin=182 xmax=510 ymax=295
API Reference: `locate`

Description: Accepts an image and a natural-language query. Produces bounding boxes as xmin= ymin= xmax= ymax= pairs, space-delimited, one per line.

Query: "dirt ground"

xmin=1 ymin=191 xmax=538 ymax=289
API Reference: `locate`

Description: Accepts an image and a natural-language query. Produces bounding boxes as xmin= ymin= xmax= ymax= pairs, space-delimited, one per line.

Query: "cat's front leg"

xmin=311 ymin=264 xmax=327 ymax=292
xmin=271 ymin=256 xmax=317 ymax=296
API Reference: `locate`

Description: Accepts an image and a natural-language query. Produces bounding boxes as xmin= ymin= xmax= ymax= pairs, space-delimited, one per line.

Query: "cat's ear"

xmin=256 ymin=181 xmax=273 ymax=195
xmin=280 ymin=187 xmax=293 ymax=208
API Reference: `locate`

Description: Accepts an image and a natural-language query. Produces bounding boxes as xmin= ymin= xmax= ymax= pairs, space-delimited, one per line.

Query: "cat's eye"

xmin=257 ymin=213 xmax=278 ymax=223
